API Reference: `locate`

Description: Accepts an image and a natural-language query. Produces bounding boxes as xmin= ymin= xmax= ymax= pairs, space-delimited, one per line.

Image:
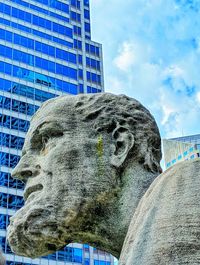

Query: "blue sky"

xmin=90 ymin=0 xmax=200 ymax=139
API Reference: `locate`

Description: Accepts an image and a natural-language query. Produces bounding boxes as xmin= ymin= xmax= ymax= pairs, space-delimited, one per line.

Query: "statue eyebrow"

xmin=29 ymin=121 xmax=63 ymax=142
xmin=35 ymin=121 xmax=64 ymax=133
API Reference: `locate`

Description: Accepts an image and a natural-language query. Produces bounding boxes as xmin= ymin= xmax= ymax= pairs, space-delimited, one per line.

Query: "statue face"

xmin=7 ymin=99 xmax=113 ymax=258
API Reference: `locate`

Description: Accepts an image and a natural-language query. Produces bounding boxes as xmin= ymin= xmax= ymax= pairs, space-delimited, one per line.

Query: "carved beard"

xmin=7 ymin=191 xmax=66 ymax=258
xmin=7 ymin=165 xmax=91 ymax=258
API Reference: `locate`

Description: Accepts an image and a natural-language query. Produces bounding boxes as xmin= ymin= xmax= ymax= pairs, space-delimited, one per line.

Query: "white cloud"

xmin=114 ymin=42 xmax=137 ymax=71
xmin=163 ymin=65 xmax=184 ymax=79
xmin=106 ymin=76 xmax=125 ymax=95
xmin=90 ymin=0 xmax=200 ymax=138
xmin=196 ymin=92 xmax=200 ymax=103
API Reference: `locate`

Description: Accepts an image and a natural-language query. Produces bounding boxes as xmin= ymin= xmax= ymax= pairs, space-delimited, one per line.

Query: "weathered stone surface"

xmin=7 ymin=93 xmax=161 ymax=259
xmin=0 ymin=251 xmax=5 ymax=265
xmin=120 ymin=158 xmax=200 ymax=265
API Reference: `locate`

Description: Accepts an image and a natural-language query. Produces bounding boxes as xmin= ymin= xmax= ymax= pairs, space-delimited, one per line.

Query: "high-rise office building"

xmin=0 ymin=0 xmax=114 ymax=264
xmin=163 ymin=134 xmax=200 ymax=169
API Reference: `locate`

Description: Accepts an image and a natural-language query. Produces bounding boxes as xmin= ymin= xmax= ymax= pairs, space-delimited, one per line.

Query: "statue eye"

xmin=41 ymin=135 xmax=49 ymax=149
xmin=39 ymin=130 xmax=64 ymax=153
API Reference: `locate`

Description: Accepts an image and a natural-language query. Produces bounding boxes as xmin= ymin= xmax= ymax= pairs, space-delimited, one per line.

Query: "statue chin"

xmin=7 ymin=205 xmax=65 ymax=258
xmin=7 ymin=189 xmax=87 ymax=258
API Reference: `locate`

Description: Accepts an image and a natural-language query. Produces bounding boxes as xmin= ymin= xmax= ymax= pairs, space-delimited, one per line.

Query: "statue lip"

xmin=24 ymin=184 xmax=43 ymax=201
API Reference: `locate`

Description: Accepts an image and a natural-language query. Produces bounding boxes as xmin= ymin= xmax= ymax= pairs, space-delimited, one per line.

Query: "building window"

xmin=178 ymin=155 xmax=182 ymax=160
xmin=166 ymin=162 xmax=171 ymax=168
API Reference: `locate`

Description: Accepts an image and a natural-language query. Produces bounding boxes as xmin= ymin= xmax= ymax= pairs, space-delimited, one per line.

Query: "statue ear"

xmin=110 ymin=127 xmax=135 ymax=168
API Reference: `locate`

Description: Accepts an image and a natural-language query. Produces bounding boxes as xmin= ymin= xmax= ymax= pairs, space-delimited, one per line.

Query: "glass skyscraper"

xmin=163 ymin=134 xmax=200 ymax=169
xmin=0 ymin=0 xmax=114 ymax=264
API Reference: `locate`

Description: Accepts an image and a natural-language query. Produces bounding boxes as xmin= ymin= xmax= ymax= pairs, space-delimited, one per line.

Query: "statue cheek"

xmin=44 ymin=147 xmax=80 ymax=171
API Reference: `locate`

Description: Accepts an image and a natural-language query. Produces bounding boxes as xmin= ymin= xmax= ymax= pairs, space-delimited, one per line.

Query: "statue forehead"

xmin=38 ymin=97 xmax=75 ymax=116
xmin=31 ymin=97 xmax=75 ymax=126
xmin=29 ymin=96 xmax=93 ymax=137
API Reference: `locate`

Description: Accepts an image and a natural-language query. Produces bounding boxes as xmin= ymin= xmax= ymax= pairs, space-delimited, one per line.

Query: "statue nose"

xmin=11 ymin=167 xmax=33 ymax=182
xmin=11 ymin=155 xmax=40 ymax=182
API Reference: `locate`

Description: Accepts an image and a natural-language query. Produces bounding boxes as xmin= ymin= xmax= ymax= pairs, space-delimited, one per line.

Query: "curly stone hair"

xmin=37 ymin=93 xmax=162 ymax=173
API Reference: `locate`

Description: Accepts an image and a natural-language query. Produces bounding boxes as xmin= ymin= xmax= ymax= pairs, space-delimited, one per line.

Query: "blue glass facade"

xmin=163 ymin=134 xmax=200 ymax=169
xmin=0 ymin=0 xmax=112 ymax=264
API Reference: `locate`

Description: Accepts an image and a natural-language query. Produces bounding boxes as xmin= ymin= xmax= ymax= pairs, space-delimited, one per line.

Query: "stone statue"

xmin=7 ymin=93 xmax=162 ymax=259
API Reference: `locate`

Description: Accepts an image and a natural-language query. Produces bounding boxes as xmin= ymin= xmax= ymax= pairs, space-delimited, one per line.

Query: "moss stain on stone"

xmin=96 ymin=135 xmax=105 ymax=177
xmin=97 ymin=135 xmax=103 ymax=157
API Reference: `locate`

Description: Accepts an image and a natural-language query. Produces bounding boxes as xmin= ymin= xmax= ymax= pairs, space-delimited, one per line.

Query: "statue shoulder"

xmin=120 ymin=158 xmax=200 ymax=265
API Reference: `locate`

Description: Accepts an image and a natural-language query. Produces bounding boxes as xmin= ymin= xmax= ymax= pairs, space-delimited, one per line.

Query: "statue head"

xmin=7 ymin=93 xmax=161 ymax=258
